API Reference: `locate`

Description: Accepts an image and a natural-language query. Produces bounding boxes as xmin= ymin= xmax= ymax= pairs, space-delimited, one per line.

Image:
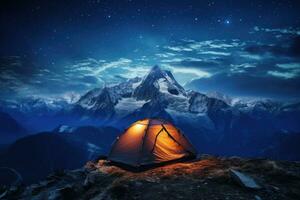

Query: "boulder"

xmin=84 ymin=171 xmax=104 ymax=188
xmin=0 ymin=191 xmax=7 ymax=199
xmin=230 ymin=169 xmax=261 ymax=189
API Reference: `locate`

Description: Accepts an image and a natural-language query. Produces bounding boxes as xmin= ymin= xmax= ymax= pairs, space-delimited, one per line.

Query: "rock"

xmin=47 ymin=170 xmax=66 ymax=181
xmin=4 ymin=156 xmax=299 ymax=200
xmin=48 ymin=190 xmax=61 ymax=200
xmin=8 ymin=185 xmax=22 ymax=195
xmin=48 ymin=184 xmax=74 ymax=200
xmin=83 ymin=176 xmax=91 ymax=188
xmin=30 ymin=184 xmax=43 ymax=195
xmin=67 ymin=168 xmax=87 ymax=180
xmin=271 ymin=185 xmax=280 ymax=191
xmin=230 ymin=169 xmax=261 ymax=190
xmin=145 ymin=177 xmax=159 ymax=183
xmin=39 ymin=179 xmax=56 ymax=187
xmin=254 ymin=195 xmax=262 ymax=200
xmin=84 ymin=171 xmax=104 ymax=188
xmin=163 ymin=185 xmax=168 ymax=191
xmin=133 ymin=181 xmax=143 ymax=187
xmin=0 ymin=191 xmax=7 ymax=199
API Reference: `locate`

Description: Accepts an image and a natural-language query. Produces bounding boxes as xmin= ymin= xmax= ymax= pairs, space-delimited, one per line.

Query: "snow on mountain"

xmin=0 ymin=97 xmax=71 ymax=116
xmin=232 ymin=99 xmax=283 ymax=117
xmin=72 ymin=65 xmax=300 ymax=133
xmin=1 ymin=64 xmax=300 ymax=162
xmin=54 ymin=125 xmax=76 ymax=133
xmin=206 ymin=91 xmax=233 ymax=106
xmin=2 ymin=65 xmax=299 ymax=139
xmin=133 ymin=65 xmax=186 ymax=100
xmin=114 ymin=97 xmax=147 ymax=118
xmin=189 ymin=92 xmax=229 ymax=114
xmin=75 ymin=77 xmax=142 ymax=113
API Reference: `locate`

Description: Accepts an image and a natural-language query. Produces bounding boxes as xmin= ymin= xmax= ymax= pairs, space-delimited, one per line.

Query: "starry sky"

xmin=0 ymin=0 xmax=300 ymax=100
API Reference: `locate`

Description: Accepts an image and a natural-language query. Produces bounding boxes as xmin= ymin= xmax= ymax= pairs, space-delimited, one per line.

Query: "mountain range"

xmin=0 ymin=65 xmax=300 ymax=183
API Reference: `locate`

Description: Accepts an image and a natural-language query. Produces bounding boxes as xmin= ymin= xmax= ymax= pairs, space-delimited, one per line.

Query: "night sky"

xmin=1 ymin=0 xmax=300 ymax=100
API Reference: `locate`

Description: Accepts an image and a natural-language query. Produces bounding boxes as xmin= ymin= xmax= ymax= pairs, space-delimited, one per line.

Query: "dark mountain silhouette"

xmin=0 ymin=125 xmax=120 ymax=184
xmin=0 ymin=111 xmax=27 ymax=144
xmin=0 ymin=132 xmax=87 ymax=184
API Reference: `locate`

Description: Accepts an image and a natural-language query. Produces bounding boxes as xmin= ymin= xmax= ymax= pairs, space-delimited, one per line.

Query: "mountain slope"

xmin=0 ymin=125 xmax=121 ymax=184
xmin=0 ymin=132 xmax=87 ymax=184
xmin=0 ymin=111 xmax=27 ymax=144
xmin=3 ymin=155 xmax=300 ymax=200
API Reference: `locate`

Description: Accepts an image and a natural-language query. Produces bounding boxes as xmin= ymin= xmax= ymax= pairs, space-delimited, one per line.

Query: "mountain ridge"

xmin=1 ymin=65 xmax=300 ymax=161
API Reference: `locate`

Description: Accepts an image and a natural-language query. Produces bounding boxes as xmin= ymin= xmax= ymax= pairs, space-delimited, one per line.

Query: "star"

xmin=225 ymin=19 xmax=230 ymax=24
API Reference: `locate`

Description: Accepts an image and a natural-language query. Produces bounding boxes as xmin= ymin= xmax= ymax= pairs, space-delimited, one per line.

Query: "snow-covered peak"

xmin=133 ymin=65 xmax=186 ymax=100
xmin=0 ymin=96 xmax=71 ymax=115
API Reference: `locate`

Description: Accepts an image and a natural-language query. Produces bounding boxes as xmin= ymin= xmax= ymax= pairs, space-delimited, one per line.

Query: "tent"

xmin=108 ymin=119 xmax=197 ymax=167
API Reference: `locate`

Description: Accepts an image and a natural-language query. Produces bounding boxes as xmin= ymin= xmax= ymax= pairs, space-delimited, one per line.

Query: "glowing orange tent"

xmin=108 ymin=119 xmax=197 ymax=167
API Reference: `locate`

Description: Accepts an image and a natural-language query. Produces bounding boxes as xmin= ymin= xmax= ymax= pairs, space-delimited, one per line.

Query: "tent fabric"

xmin=108 ymin=119 xmax=197 ymax=167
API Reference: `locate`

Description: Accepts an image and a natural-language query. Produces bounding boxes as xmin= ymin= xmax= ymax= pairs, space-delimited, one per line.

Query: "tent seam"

xmin=136 ymin=119 xmax=150 ymax=166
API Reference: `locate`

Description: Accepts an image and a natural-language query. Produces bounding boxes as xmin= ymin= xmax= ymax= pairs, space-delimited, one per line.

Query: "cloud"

xmin=165 ymin=46 xmax=193 ymax=52
xmin=197 ymin=51 xmax=231 ymax=56
xmin=168 ymin=66 xmax=211 ymax=78
xmin=246 ymin=33 xmax=300 ymax=59
xmin=1 ymin=26 xmax=300 ymax=100
xmin=239 ymin=53 xmax=263 ymax=60
xmin=253 ymin=26 xmax=300 ymax=35
xmin=187 ymin=39 xmax=243 ymax=50
xmin=155 ymin=53 xmax=177 ymax=58
xmin=160 ymin=64 xmax=211 ymax=85
xmin=268 ymin=62 xmax=300 ymax=79
xmin=276 ymin=63 xmax=300 ymax=69
xmin=0 ymin=56 xmax=137 ymax=99
xmin=186 ymin=72 xmax=300 ymax=99
xmin=230 ymin=63 xmax=256 ymax=73
xmin=267 ymin=71 xmax=297 ymax=79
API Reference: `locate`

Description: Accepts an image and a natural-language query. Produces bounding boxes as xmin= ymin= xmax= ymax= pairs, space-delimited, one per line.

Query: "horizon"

xmin=1 ymin=64 xmax=299 ymax=102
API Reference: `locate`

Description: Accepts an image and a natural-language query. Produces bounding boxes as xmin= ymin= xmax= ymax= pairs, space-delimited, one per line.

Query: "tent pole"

xmin=162 ymin=124 xmax=194 ymax=155
xmin=150 ymin=127 xmax=164 ymax=153
xmin=136 ymin=120 xmax=151 ymax=166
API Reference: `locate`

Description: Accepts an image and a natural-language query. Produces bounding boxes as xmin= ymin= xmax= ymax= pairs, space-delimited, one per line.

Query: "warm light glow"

xmin=133 ymin=124 xmax=145 ymax=132
xmin=153 ymin=129 xmax=186 ymax=162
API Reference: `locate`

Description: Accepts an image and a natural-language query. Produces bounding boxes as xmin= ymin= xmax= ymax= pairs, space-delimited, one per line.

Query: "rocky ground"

xmin=1 ymin=155 xmax=300 ymax=200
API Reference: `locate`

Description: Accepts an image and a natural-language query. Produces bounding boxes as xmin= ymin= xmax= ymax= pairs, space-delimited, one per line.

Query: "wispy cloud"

xmin=197 ymin=51 xmax=231 ymax=56
xmin=276 ymin=63 xmax=300 ymax=69
xmin=165 ymin=46 xmax=193 ymax=52
xmin=230 ymin=63 xmax=256 ymax=73
xmin=1 ymin=26 xmax=300 ymax=99
xmin=267 ymin=71 xmax=297 ymax=79
xmin=253 ymin=26 xmax=300 ymax=35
